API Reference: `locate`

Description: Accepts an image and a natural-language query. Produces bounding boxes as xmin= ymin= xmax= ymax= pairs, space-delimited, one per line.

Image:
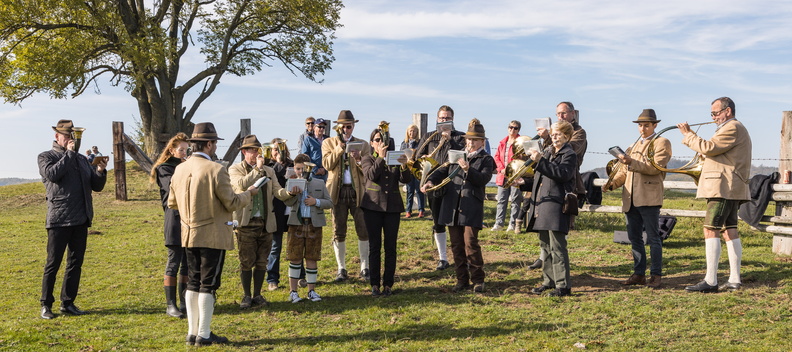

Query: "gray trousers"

xmin=538 ymin=230 xmax=571 ymax=289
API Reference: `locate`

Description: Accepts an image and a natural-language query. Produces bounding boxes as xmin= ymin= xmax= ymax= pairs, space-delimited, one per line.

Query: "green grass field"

xmin=1 ymin=163 xmax=790 ymax=351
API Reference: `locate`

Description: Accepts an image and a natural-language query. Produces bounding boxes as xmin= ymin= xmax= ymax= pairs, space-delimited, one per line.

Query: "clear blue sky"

xmin=2 ymin=0 xmax=790 ymax=179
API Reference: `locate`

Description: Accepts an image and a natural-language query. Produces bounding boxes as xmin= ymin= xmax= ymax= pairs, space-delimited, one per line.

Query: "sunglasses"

xmin=342 ymin=125 xmax=353 ymax=130
xmin=316 ymin=125 xmax=326 ymax=129
xmin=306 ymin=122 xmax=315 ymax=125
xmin=373 ymin=138 xmax=382 ymax=142
xmin=508 ymin=126 xmax=520 ymax=130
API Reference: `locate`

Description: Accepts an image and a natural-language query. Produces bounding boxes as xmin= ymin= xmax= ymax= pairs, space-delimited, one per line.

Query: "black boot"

xmin=178 ymin=282 xmax=187 ymax=314
xmin=240 ymin=270 xmax=253 ymax=297
xmin=165 ymin=286 xmax=184 ymax=318
xmin=252 ymin=269 xmax=266 ymax=298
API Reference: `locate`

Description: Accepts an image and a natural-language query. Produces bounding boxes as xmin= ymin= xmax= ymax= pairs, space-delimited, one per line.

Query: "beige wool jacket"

xmin=610 ymin=136 xmax=672 ymax=212
xmin=321 ymin=135 xmax=371 ymax=205
xmin=168 ymin=155 xmax=252 ymax=250
xmin=228 ymin=161 xmax=295 ymax=231
xmin=683 ymin=119 xmax=752 ymax=201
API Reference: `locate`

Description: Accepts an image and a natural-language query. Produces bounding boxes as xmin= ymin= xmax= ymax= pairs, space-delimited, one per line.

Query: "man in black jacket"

xmin=38 ymin=119 xmax=107 ymax=319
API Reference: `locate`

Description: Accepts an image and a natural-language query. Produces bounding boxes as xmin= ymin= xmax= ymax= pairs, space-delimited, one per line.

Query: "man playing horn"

xmin=414 ymin=105 xmax=466 ymax=270
xmin=680 ymin=97 xmax=752 ymax=293
xmin=603 ymin=109 xmax=672 ymax=288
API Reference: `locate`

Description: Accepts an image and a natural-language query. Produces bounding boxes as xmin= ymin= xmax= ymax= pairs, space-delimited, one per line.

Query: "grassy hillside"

xmin=0 ymin=162 xmax=790 ymax=351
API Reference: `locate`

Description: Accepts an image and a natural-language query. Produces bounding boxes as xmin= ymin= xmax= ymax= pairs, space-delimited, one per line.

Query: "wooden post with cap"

xmin=112 ymin=121 xmax=128 ymax=201
xmin=774 ymin=111 xmax=792 ymax=255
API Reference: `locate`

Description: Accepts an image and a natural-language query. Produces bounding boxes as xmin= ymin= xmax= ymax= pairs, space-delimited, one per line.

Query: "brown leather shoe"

xmin=646 ymin=275 xmax=662 ymax=289
xmin=621 ymin=274 xmax=646 ymax=285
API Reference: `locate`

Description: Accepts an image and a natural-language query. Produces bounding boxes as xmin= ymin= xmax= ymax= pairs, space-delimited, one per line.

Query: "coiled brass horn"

xmin=503 ymin=135 xmax=539 ymax=187
xmin=647 ymin=121 xmax=716 ymax=185
xmin=258 ymin=143 xmax=273 ymax=160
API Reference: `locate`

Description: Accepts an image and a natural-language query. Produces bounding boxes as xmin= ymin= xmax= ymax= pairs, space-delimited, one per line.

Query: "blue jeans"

xmin=495 ymin=185 xmax=523 ymax=227
xmin=405 ymin=178 xmax=425 ymax=213
xmin=266 ymin=231 xmax=304 ymax=284
xmin=625 ymin=205 xmax=662 ymax=276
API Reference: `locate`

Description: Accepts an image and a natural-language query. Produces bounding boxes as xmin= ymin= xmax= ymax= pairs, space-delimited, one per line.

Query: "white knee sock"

xmin=197 ymin=292 xmax=215 ymax=339
xmin=434 ymin=232 xmax=448 ymax=261
xmin=333 ymin=241 xmax=346 ymax=270
xmin=358 ymin=240 xmax=369 ymax=271
xmin=185 ymin=290 xmax=199 ymax=337
xmin=306 ymin=267 xmax=318 ymax=285
xmin=288 ymin=263 xmax=302 ymax=279
xmin=726 ymin=238 xmax=742 ymax=284
xmin=704 ymin=238 xmax=721 ymax=286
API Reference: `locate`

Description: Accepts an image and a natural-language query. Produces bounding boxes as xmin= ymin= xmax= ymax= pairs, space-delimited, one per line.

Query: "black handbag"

xmin=562 ymin=192 xmax=579 ymax=216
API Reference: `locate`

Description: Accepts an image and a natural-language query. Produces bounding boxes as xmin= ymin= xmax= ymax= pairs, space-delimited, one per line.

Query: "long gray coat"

xmin=427 ymin=150 xmax=495 ymax=228
xmin=526 ymin=143 xmax=578 ymax=233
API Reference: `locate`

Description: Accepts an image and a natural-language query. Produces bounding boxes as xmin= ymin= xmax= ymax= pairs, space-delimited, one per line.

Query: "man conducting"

xmin=229 ymin=135 xmax=296 ymax=309
xmin=681 ymin=97 xmax=752 ymax=293
xmin=321 ymin=110 xmax=372 ymax=282
xmin=38 ymin=119 xmax=108 ymax=319
xmin=168 ymin=122 xmax=259 ymax=346
xmin=603 ymin=109 xmax=671 ymax=288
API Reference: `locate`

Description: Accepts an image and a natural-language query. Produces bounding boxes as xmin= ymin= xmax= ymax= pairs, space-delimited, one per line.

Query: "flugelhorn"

xmin=647 ymin=121 xmax=716 ymax=185
xmin=71 ymin=127 xmax=86 ymax=152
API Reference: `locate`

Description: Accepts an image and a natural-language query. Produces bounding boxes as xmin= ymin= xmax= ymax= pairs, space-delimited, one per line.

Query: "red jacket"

xmin=494 ymin=134 xmax=519 ymax=186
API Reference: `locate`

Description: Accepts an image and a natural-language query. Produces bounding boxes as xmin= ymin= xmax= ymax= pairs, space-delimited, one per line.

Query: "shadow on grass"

xmin=233 ymin=321 xmax=559 ymax=347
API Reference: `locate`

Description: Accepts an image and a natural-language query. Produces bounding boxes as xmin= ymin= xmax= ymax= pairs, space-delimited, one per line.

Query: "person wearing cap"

xmin=525 ymin=120 xmax=578 ymax=297
xmin=168 ymin=122 xmax=259 ymax=347
xmin=603 ymin=109 xmax=672 ymax=289
xmin=37 ymin=119 xmax=108 ymax=319
xmin=414 ymin=105 xmax=466 ymax=271
xmin=680 ymin=97 xmax=752 ymax=293
xmin=300 ymin=118 xmax=329 ymax=181
xmin=422 ymin=118 xmax=495 ymax=293
xmin=321 ymin=110 xmax=372 ymax=282
xmin=229 ymin=135 xmax=297 ymax=309
xmin=528 ymin=101 xmax=587 ymax=270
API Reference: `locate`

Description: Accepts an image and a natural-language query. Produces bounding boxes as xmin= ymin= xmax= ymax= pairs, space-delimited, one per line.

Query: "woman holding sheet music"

xmin=360 ymin=129 xmax=412 ymax=297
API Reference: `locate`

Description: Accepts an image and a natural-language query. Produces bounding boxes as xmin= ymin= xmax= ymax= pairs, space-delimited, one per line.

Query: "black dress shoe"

xmin=528 ymin=259 xmax=543 ymax=270
xmin=185 ymin=334 xmax=196 ymax=346
xmin=195 ymin=332 xmax=229 ymax=346
xmin=452 ymin=282 xmax=471 ymax=293
xmin=719 ymin=282 xmax=741 ymax=291
xmin=60 ymin=304 xmax=87 ymax=315
xmin=436 ymin=260 xmax=450 ymax=270
xmin=382 ymin=286 xmax=393 ymax=297
xmin=531 ymin=284 xmax=554 ymax=295
xmin=371 ymin=286 xmax=381 ymax=297
xmin=335 ymin=269 xmax=348 ymax=282
xmin=549 ymin=288 xmax=572 ymax=297
xmin=40 ymin=306 xmax=55 ymax=319
xmin=685 ymin=280 xmax=718 ymax=293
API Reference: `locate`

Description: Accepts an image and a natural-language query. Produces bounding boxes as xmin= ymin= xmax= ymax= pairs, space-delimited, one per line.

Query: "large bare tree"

xmin=0 ymin=0 xmax=342 ymax=155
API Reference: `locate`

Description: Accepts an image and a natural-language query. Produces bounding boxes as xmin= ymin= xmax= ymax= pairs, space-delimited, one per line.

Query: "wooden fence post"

xmin=774 ymin=111 xmax=792 ymax=255
xmin=221 ymin=118 xmax=251 ymax=164
xmin=412 ymin=113 xmax=428 ymax=139
xmin=112 ymin=121 xmax=128 ymax=201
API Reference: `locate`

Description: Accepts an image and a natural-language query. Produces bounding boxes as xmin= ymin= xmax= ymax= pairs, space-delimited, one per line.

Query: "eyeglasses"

xmin=711 ymin=107 xmax=727 ymax=117
xmin=373 ymin=138 xmax=382 ymax=142
xmin=508 ymin=126 xmax=520 ymax=130
xmin=316 ymin=125 xmax=326 ymax=129
xmin=342 ymin=125 xmax=353 ymax=130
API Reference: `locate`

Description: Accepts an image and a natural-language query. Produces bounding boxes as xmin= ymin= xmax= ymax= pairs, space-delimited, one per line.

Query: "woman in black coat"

xmin=150 ymin=132 xmax=190 ymax=318
xmin=525 ymin=121 xmax=578 ymax=297
xmin=423 ymin=119 xmax=495 ymax=293
xmin=361 ymin=129 xmax=412 ymax=297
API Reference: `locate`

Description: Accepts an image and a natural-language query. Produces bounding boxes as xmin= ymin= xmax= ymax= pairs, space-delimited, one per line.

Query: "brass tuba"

xmin=647 ymin=121 xmax=716 ymax=185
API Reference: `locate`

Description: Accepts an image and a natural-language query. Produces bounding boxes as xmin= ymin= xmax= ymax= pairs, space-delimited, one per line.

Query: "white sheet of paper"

xmin=286 ymin=178 xmax=306 ymax=193
xmin=386 ymin=151 xmax=405 ymax=166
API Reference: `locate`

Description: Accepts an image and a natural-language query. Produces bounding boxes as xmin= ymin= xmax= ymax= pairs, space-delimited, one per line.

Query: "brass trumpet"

xmin=647 ymin=121 xmax=716 ymax=185
xmin=71 ymin=127 xmax=86 ymax=152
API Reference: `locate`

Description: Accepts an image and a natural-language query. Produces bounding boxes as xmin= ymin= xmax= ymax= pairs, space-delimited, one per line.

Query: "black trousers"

xmin=363 ymin=209 xmax=400 ymax=288
xmin=40 ymin=224 xmax=88 ymax=307
xmin=427 ymin=191 xmax=446 ymax=233
xmin=185 ymin=248 xmax=226 ymax=294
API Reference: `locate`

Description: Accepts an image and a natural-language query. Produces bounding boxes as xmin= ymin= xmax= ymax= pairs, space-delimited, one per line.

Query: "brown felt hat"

xmin=633 ymin=109 xmax=661 ymax=123
xmin=52 ymin=119 xmax=74 ymax=135
xmin=188 ymin=122 xmax=224 ymax=141
xmin=239 ymin=134 xmax=262 ymax=149
xmin=463 ymin=119 xmax=486 ymax=140
xmin=335 ymin=110 xmax=359 ymax=124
